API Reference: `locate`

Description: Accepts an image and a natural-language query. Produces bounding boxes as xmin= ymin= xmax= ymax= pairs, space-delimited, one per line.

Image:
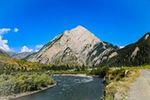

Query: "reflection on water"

xmin=15 ymin=76 xmax=103 ymax=100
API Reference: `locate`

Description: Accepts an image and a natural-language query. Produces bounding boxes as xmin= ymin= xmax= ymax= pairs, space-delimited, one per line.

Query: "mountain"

xmin=12 ymin=52 xmax=33 ymax=59
xmin=107 ymin=32 xmax=150 ymax=66
xmin=27 ymin=26 xmax=118 ymax=66
xmin=0 ymin=49 xmax=9 ymax=56
xmin=7 ymin=52 xmax=17 ymax=56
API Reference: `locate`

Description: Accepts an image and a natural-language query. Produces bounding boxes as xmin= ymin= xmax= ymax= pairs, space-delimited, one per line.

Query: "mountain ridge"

xmin=0 ymin=26 xmax=149 ymax=67
xmin=107 ymin=32 xmax=150 ymax=66
xmin=12 ymin=52 xmax=34 ymax=59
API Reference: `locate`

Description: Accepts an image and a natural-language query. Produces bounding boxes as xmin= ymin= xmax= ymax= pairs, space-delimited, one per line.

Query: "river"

xmin=15 ymin=76 xmax=103 ymax=100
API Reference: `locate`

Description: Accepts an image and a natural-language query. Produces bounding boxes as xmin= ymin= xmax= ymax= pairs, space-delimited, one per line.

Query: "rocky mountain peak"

xmin=73 ymin=25 xmax=87 ymax=31
xmin=27 ymin=26 xmax=117 ymax=66
xmin=63 ymin=25 xmax=100 ymax=42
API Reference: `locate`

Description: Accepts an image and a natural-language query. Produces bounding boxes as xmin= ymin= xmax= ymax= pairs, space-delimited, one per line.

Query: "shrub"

xmin=90 ymin=66 xmax=109 ymax=78
xmin=0 ymin=72 xmax=54 ymax=96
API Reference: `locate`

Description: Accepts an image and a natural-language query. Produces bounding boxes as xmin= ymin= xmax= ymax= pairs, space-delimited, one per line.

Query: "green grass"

xmin=119 ymin=65 xmax=150 ymax=69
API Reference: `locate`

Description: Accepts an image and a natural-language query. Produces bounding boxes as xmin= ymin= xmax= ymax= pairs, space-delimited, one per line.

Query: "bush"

xmin=0 ymin=72 xmax=54 ymax=96
xmin=90 ymin=66 xmax=109 ymax=78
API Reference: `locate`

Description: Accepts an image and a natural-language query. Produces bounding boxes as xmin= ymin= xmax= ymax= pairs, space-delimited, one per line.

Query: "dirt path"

xmin=128 ymin=70 xmax=150 ymax=100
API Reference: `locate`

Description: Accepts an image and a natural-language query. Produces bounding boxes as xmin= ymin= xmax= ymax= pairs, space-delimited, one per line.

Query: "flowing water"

xmin=15 ymin=76 xmax=103 ymax=100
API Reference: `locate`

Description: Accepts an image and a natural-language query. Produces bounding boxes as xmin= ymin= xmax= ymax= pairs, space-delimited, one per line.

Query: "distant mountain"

xmin=108 ymin=32 xmax=150 ymax=66
xmin=27 ymin=26 xmax=118 ymax=66
xmin=12 ymin=52 xmax=33 ymax=59
xmin=7 ymin=52 xmax=17 ymax=56
xmin=0 ymin=49 xmax=9 ymax=56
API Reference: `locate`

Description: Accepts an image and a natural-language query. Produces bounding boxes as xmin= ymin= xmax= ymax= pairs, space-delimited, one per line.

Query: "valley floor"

xmin=128 ymin=70 xmax=150 ymax=100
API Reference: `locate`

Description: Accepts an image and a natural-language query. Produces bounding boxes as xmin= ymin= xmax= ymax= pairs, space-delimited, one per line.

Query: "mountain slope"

xmin=0 ymin=49 xmax=9 ymax=57
xmin=108 ymin=32 xmax=150 ymax=66
xmin=12 ymin=52 xmax=33 ymax=59
xmin=0 ymin=52 xmax=46 ymax=72
xmin=27 ymin=26 xmax=117 ymax=66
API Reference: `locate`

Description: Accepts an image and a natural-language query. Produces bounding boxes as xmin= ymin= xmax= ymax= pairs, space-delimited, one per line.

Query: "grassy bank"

xmin=102 ymin=67 xmax=140 ymax=100
xmin=0 ymin=72 xmax=54 ymax=96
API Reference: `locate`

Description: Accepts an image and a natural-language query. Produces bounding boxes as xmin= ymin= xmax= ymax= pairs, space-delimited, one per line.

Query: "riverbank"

xmin=0 ymin=73 xmax=96 ymax=100
xmin=12 ymin=75 xmax=103 ymax=100
xmin=51 ymin=70 xmax=90 ymax=75
xmin=0 ymin=82 xmax=57 ymax=100
xmin=103 ymin=68 xmax=140 ymax=100
xmin=51 ymin=67 xmax=141 ymax=100
xmin=54 ymin=74 xmax=95 ymax=78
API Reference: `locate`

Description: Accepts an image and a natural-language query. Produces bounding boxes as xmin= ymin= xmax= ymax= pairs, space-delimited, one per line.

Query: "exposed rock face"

xmin=108 ymin=32 xmax=150 ymax=66
xmin=27 ymin=26 xmax=117 ymax=66
xmin=12 ymin=52 xmax=33 ymax=59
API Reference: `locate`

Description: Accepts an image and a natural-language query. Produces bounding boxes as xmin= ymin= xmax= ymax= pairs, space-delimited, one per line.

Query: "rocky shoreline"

xmin=54 ymin=74 xmax=98 ymax=78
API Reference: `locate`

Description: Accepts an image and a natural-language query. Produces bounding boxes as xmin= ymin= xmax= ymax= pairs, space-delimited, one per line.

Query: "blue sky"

xmin=0 ymin=0 xmax=150 ymax=52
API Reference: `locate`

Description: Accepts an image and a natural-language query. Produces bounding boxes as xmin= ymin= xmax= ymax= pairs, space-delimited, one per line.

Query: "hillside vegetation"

xmin=0 ymin=54 xmax=54 ymax=97
xmin=108 ymin=33 xmax=150 ymax=67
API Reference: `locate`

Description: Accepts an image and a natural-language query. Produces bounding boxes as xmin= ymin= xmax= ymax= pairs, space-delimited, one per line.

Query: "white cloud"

xmin=20 ymin=44 xmax=43 ymax=53
xmin=0 ymin=28 xmax=11 ymax=35
xmin=0 ymin=36 xmax=10 ymax=51
xmin=14 ymin=28 xmax=19 ymax=32
xmin=0 ymin=28 xmax=12 ymax=51
xmin=20 ymin=46 xmax=33 ymax=53
xmin=0 ymin=27 xmax=19 ymax=52
xmin=35 ymin=44 xmax=43 ymax=52
xmin=119 ymin=46 xmax=125 ymax=49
